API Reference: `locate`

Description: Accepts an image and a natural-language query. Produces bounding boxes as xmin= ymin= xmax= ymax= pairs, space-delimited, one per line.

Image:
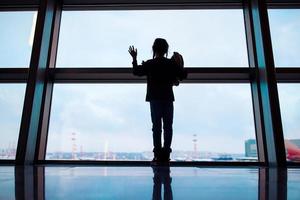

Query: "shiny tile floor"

xmin=0 ymin=166 xmax=299 ymax=200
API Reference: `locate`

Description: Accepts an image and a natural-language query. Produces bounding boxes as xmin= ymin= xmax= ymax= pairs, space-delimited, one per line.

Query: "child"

xmin=129 ymin=38 xmax=187 ymax=165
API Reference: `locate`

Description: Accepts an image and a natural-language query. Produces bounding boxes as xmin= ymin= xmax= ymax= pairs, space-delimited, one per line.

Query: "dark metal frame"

xmin=244 ymin=0 xmax=286 ymax=167
xmin=258 ymin=167 xmax=288 ymax=200
xmin=15 ymin=0 xmax=62 ymax=165
xmin=0 ymin=0 xmax=300 ymax=167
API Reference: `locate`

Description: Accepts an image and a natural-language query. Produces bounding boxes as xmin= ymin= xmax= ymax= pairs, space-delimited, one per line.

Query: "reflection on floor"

xmin=0 ymin=166 xmax=299 ymax=199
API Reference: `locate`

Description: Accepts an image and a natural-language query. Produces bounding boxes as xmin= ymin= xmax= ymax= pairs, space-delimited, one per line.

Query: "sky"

xmin=56 ymin=10 xmax=248 ymax=67
xmin=47 ymin=83 xmax=254 ymax=154
xmin=0 ymin=9 xmax=300 ymax=157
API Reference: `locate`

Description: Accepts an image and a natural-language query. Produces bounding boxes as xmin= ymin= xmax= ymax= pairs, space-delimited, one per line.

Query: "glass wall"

xmin=3 ymin=4 xmax=299 ymax=164
xmin=46 ymin=84 xmax=256 ymax=161
xmin=0 ymin=11 xmax=36 ymax=160
xmin=56 ymin=10 xmax=248 ymax=67
xmin=46 ymin=9 xmax=255 ymax=162
xmin=270 ymin=9 xmax=300 ymax=163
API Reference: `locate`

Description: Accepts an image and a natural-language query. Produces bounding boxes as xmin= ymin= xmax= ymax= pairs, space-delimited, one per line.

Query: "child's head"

xmin=152 ymin=38 xmax=169 ymax=58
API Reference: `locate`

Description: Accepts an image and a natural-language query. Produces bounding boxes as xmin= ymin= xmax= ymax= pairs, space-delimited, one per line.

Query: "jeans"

xmin=150 ymin=101 xmax=174 ymax=152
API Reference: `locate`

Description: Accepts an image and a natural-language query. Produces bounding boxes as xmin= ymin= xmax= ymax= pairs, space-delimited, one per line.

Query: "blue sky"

xmin=0 ymin=9 xmax=300 ymax=156
xmin=0 ymin=12 xmax=35 ymax=67
xmin=269 ymin=9 xmax=300 ymax=66
xmin=47 ymin=83 xmax=254 ymax=153
xmin=56 ymin=10 xmax=248 ymax=67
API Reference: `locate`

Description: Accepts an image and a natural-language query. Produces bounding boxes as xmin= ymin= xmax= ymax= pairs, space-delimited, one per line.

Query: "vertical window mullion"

xmin=16 ymin=0 xmax=60 ymax=165
xmin=243 ymin=0 xmax=286 ymax=166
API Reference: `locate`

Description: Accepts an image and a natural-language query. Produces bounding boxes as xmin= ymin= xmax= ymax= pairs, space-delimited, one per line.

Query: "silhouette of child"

xmin=129 ymin=38 xmax=187 ymax=165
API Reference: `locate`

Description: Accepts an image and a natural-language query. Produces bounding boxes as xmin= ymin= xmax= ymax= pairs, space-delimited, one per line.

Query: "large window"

xmin=3 ymin=1 xmax=299 ymax=166
xmin=173 ymin=84 xmax=256 ymax=161
xmin=269 ymin=9 xmax=300 ymax=67
xmin=56 ymin=10 xmax=248 ymax=67
xmin=0 ymin=11 xmax=35 ymax=160
xmin=0 ymin=84 xmax=26 ymax=160
xmin=0 ymin=12 xmax=37 ymax=68
xmin=46 ymin=84 xmax=256 ymax=161
xmin=46 ymin=84 xmax=150 ymax=160
xmin=51 ymin=10 xmax=252 ymax=161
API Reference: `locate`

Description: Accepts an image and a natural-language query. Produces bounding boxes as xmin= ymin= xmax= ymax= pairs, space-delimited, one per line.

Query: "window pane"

xmin=0 ymin=84 xmax=26 ymax=159
xmin=269 ymin=9 xmax=300 ymax=67
xmin=46 ymin=84 xmax=256 ymax=161
xmin=174 ymin=84 xmax=256 ymax=161
xmin=278 ymin=84 xmax=300 ymax=162
xmin=56 ymin=10 xmax=248 ymax=68
xmin=0 ymin=12 xmax=37 ymax=68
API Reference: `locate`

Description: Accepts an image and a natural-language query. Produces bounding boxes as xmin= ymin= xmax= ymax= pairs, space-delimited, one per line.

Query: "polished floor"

xmin=0 ymin=166 xmax=299 ymax=200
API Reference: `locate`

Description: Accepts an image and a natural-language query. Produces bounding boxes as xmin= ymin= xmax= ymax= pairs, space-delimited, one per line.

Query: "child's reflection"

xmin=152 ymin=166 xmax=173 ymax=200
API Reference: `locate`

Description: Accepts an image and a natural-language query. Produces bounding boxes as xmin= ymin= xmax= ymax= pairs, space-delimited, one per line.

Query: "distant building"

xmin=245 ymin=139 xmax=257 ymax=157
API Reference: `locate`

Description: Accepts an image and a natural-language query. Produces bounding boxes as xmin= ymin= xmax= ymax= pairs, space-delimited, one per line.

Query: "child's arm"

xmin=128 ymin=45 xmax=147 ymax=76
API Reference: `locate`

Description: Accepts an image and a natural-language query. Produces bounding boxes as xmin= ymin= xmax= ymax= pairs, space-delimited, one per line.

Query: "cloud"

xmin=47 ymin=84 xmax=152 ymax=152
xmin=0 ymin=84 xmax=25 ymax=149
xmin=278 ymin=84 xmax=300 ymax=139
xmin=3 ymin=10 xmax=300 ymax=156
xmin=48 ymin=10 xmax=255 ymax=153
xmin=0 ymin=12 xmax=36 ymax=67
xmin=47 ymin=84 xmax=255 ymax=153
xmin=269 ymin=9 xmax=300 ymax=66
xmin=56 ymin=10 xmax=248 ymax=67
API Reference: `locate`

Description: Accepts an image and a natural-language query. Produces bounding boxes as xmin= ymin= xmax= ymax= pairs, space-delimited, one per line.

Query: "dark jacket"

xmin=132 ymin=57 xmax=187 ymax=102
